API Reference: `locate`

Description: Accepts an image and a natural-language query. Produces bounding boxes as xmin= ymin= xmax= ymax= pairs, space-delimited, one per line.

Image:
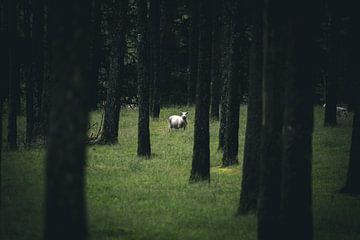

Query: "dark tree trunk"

xmin=324 ymin=10 xmax=339 ymax=127
xmin=222 ymin=1 xmax=244 ymax=167
xmin=189 ymin=0 xmax=211 ymax=182
xmin=159 ymin=0 xmax=176 ymax=105
xmin=340 ymin=10 xmax=360 ymax=195
xmin=280 ymin=2 xmax=318 ymax=239
xmin=238 ymin=0 xmax=263 ymax=215
xmin=40 ymin=4 xmax=51 ymax=138
xmin=149 ymin=0 xmax=160 ymax=118
xmin=100 ymin=0 xmax=128 ymax=144
xmin=44 ymin=1 xmax=90 ymax=239
xmin=187 ymin=0 xmax=198 ymax=106
xmin=218 ymin=1 xmax=232 ymax=152
xmin=32 ymin=0 xmax=45 ymax=137
xmin=23 ymin=0 xmax=34 ymax=146
xmin=209 ymin=0 xmax=222 ymax=121
xmin=7 ymin=0 xmax=18 ymax=150
xmin=88 ymin=0 xmax=102 ymax=110
xmin=257 ymin=0 xmax=286 ymax=239
xmin=137 ymin=0 xmax=151 ymax=158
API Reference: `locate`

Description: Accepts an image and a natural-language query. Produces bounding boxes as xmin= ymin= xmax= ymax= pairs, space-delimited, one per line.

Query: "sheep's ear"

xmin=185 ymin=112 xmax=188 ymax=115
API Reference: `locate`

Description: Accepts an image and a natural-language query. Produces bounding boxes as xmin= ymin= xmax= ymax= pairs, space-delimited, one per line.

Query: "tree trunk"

xmin=257 ymin=0 xmax=286 ymax=239
xmin=187 ymin=0 xmax=198 ymax=106
xmin=24 ymin=0 xmax=34 ymax=146
xmin=32 ymin=0 xmax=45 ymax=137
xmin=209 ymin=0 xmax=222 ymax=121
xmin=7 ymin=0 xmax=18 ymax=150
xmin=100 ymin=0 xmax=128 ymax=144
xmin=190 ymin=0 xmax=211 ymax=182
xmin=44 ymin=1 xmax=90 ymax=239
xmin=218 ymin=1 xmax=232 ymax=152
xmin=222 ymin=1 xmax=244 ymax=167
xmin=137 ymin=0 xmax=151 ymax=158
xmin=324 ymin=11 xmax=339 ymax=127
xmin=280 ymin=2 xmax=318 ymax=239
xmin=340 ymin=10 xmax=360 ymax=194
xmin=238 ymin=0 xmax=263 ymax=215
xmin=41 ymin=4 xmax=51 ymax=139
xmin=149 ymin=0 xmax=161 ymax=118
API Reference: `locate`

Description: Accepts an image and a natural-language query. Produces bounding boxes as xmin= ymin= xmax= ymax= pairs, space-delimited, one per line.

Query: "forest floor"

xmin=1 ymin=106 xmax=360 ymax=240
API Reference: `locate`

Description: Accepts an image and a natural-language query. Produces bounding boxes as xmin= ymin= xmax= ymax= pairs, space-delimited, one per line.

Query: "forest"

xmin=0 ymin=0 xmax=359 ymax=239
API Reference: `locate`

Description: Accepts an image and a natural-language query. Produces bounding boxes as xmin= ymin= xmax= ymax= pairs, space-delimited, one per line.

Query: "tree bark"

xmin=40 ymin=4 xmax=51 ymax=138
xmin=257 ymin=0 xmax=287 ymax=239
xmin=149 ymin=0 xmax=161 ymax=118
xmin=209 ymin=0 xmax=222 ymax=121
xmin=222 ymin=1 xmax=244 ymax=167
xmin=137 ymin=0 xmax=151 ymax=157
xmin=280 ymin=1 xmax=318 ymax=239
xmin=190 ymin=0 xmax=211 ymax=182
xmin=7 ymin=0 xmax=18 ymax=150
xmin=218 ymin=1 xmax=232 ymax=152
xmin=324 ymin=8 xmax=339 ymax=127
xmin=88 ymin=0 xmax=102 ymax=110
xmin=238 ymin=0 xmax=263 ymax=215
xmin=44 ymin=1 xmax=90 ymax=239
xmin=100 ymin=0 xmax=128 ymax=144
xmin=187 ymin=0 xmax=198 ymax=106
xmin=340 ymin=9 xmax=360 ymax=195
xmin=32 ymin=0 xmax=45 ymax=137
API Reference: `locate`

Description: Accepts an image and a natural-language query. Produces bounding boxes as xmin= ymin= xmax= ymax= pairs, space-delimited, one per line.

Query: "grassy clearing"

xmin=1 ymin=106 xmax=359 ymax=240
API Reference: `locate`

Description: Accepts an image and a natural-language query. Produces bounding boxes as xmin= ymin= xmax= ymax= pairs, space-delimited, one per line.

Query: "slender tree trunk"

xmin=41 ymin=4 xmax=51 ymax=138
xmin=238 ymin=0 xmax=263 ymax=215
xmin=257 ymin=0 xmax=286 ymax=239
xmin=100 ymin=0 xmax=128 ymax=144
xmin=7 ymin=0 xmax=18 ymax=150
xmin=149 ymin=0 xmax=160 ymax=118
xmin=280 ymin=2 xmax=318 ymax=239
xmin=44 ymin=1 xmax=90 ymax=239
xmin=187 ymin=0 xmax=198 ymax=106
xmin=209 ymin=0 xmax=222 ymax=121
xmin=324 ymin=12 xmax=338 ymax=127
xmin=32 ymin=0 xmax=45 ymax=137
xmin=190 ymin=0 xmax=211 ymax=182
xmin=137 ymin=0 xmax=151 ymax=157
xmin=26 ymin=66 xmax=35 ymax=146
xmin=218 ymin=1 xmax=232 ymax=152
xmin=222 ymin=1 xmax=244 ymax=167
xmin=24 ymin=0 xmax=34 ymax=146
xmin=88 ymin=0 xmax=102 ymax=110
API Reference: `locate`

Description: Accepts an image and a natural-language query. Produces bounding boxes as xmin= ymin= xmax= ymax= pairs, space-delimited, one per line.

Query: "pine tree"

xmin=137 ymin=0 xmax=151 ymax=157
xmin=238 ymin=0 xmax=263 ymax=215
xmin=44 ymin=0 xmax=90 ymax=239
xmin=189 ymin=0 xmax=212 ymax=182
xmin=100 ymin=0 xmax=128 ymax=144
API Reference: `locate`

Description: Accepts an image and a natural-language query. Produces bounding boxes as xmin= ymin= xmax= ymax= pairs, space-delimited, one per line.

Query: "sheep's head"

xmin=181 ymin=112 xmax=188 ymax=120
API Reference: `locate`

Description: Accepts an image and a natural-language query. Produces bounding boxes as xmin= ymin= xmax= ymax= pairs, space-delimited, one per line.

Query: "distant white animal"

xmin=168 ymin=112 xmax=188 ymax=131
xmin=323 ymin=104 xmax=348 ymax=117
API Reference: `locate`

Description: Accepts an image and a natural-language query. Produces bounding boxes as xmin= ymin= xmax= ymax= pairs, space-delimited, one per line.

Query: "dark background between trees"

xmin=0 ymin=0 xmax=359 ymax=239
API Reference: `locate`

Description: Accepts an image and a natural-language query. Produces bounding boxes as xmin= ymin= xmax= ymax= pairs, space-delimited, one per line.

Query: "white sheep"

xmin=168 ymin=112 xmax=188 ymax=131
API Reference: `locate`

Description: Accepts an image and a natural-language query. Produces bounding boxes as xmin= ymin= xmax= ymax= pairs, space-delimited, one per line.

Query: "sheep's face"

xmin=181 ymin=112 xmax=188 ymax=120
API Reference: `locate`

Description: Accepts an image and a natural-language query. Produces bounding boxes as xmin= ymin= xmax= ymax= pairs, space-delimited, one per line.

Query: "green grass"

xmin=1 ymin=106 xmax=359 ymax=240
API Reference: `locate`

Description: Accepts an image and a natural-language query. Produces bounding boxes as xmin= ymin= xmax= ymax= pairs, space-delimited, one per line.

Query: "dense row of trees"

xmin=0 ymin=0 xmax=359 ymax=239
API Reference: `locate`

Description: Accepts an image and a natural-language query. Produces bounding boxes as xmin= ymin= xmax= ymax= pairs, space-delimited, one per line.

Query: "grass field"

xmin=1 ymin=105 xmax=360 ymax=240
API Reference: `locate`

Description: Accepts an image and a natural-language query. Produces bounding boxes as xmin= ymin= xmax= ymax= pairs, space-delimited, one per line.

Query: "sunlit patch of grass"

xmin=1 ymin=105 xmax=359 ymax=240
